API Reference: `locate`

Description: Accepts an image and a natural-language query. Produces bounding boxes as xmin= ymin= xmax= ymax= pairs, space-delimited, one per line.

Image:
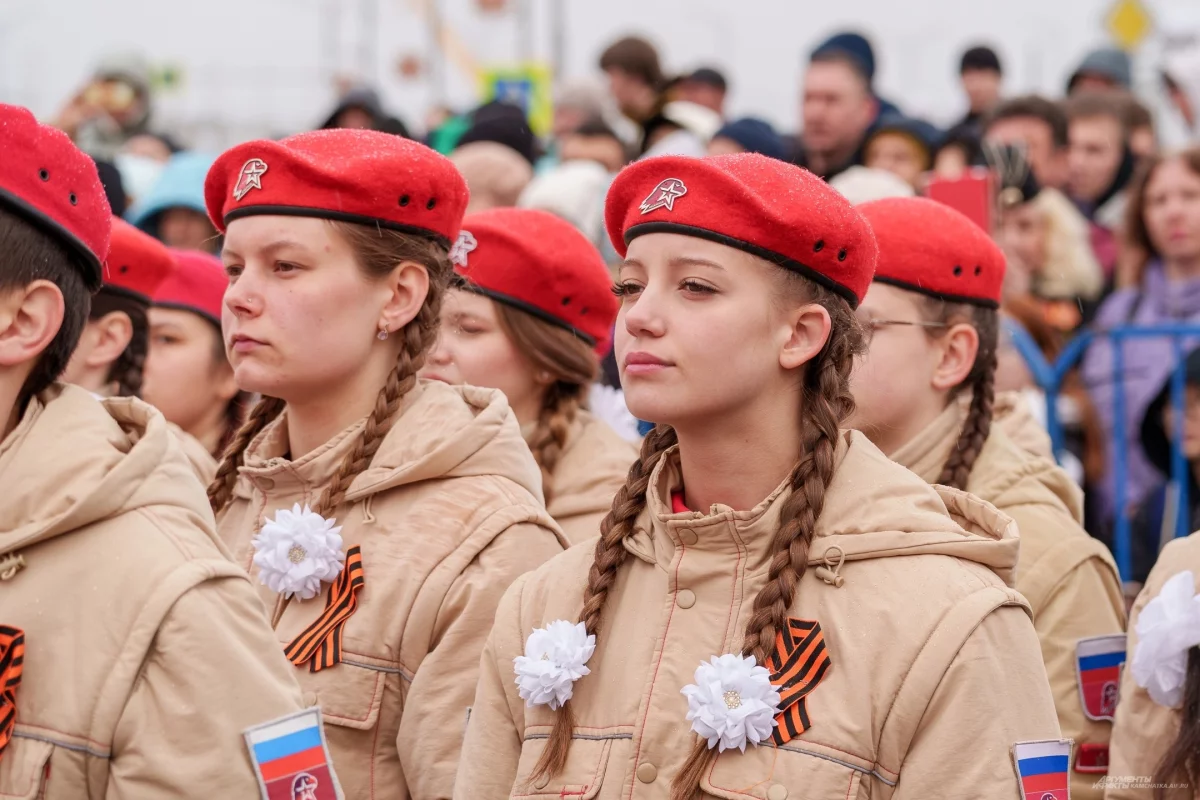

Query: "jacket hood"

xmin=892 ymin=392 xmax=1084 ymax=525
xmin=235 ymin=380 xmax=544 ymax=504
xmin=126 ymin=151 xmax=216 ymax=232
xmin=0 ymin=384 xmax=213 ymax=554
xmin=626 ymin=430 xmax=1020 ymax=586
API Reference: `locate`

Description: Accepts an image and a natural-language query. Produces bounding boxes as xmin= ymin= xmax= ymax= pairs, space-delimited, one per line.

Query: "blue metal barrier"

xmin=1005 ymin=321 xmax=1200 ymax=581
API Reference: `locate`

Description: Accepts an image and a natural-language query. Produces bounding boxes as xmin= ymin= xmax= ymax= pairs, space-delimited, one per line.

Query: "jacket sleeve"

xmin=890 ymin=605 xmax=1062 ymax=799
xmin=397 ymin=522 xmax=561 ymax=800
xmin=107 ymin=575 xmax=310 ymax=798
xmin=453 ymin=572 xmax=532 ymax=800
xmin=1106 ymin=589 xmax=1181 ymax=800
xmin=1035 ymin=554 xmax=1127 ymax=800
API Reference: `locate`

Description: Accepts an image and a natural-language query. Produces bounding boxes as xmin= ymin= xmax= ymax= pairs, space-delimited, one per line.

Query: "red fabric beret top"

xmin=0 ymin=104 xmax=111 ymax=289
xmin=858 ymin=197 xmax=1006 ymax=307
xmin=104 ymin=218 xmax=175 ymax=303
xmin=452 ymin=208 xmax=619 ymax=356
xmin=154 ymin=249 xmax=226 ymax=326
xmin=205 ymin=129 xmax=468 ymax=247
xmin=605 ymin=153 xmax=877 ymax=307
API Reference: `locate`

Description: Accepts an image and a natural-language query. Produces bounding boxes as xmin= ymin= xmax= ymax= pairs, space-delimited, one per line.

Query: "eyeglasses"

xmin=858 ymin=318 xmax=949 ymax=345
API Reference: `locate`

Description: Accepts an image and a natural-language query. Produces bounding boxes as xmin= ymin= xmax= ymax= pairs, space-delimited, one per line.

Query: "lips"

xmin=229 ymin=333 xmax=266 ymax=353
xmin=623 ymin=351 xmax=673 ymax=376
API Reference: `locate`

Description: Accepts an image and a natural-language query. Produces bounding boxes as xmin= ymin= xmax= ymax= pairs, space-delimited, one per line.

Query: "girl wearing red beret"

xmin=848 ymin=196 xmax=1125 ymax=800
xmin=143 ymin=249 xmax=248 ymax=460
xmin=456 ymin=155 xmax=1060 ymax=799
xmin=204 ymin=129 xmax=564 ymax=799
xmin=421 ymin=207 xmax=638 ymax=543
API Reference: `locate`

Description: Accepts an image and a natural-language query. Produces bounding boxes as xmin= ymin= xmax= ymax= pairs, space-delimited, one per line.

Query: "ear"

xmin=378 ymin=261 xmax=431 ymax=335
xmin=84 ymin=311 xmax=133 ymax=369
xmin=930 ymin=322 xmax=979 ymax=392
xmin=779 ymin=303 xmax=833 ymax=371
xmin=0 ymin=281 xmax=66 ymax=368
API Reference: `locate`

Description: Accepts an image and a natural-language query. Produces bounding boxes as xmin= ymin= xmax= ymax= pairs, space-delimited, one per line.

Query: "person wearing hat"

xmin=420 ymin=208 xmax=637 ymax=543
xmin=677 ymin=67 xmax=728 ymax=117
xmin=455 ymin=154 xmax=1059 ymax=798
xmin=126 ymin=151 xmax=220 ymax=253
xmin=1067 ymin=47 xmax=1133 ymax=96
xmin=862 ymin=113 xmax=943 ymax=189
xmin=707 ymin=117 xmax=787 ymax=161
xmin=204 ymin=128 xmax=565 ymax=798
xmin=849 ymin=197 xmax=1124 ymax=799
xmin=143 ymin=249 xmax=249 ymax=462
xmin=949 ymin=45 xmax=1004 ymax=142
xmin=0 ymin=104 xmax=322 ymax=798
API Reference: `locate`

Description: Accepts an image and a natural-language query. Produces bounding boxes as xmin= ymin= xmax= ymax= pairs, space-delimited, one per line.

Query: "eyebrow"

xmin=667 ymin=256 xmax=726 ymax=272
xmin=222 ymin=239 xmax=310 ymax=261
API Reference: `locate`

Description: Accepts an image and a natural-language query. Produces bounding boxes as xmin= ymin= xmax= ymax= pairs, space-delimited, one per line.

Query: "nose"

xmin=224 ymin=267 xmax=261 ymax=320
xmin=427 ymin=333 xmax=453 ymax=366
xmin=621 ymin=284 xmax=666 ymax=340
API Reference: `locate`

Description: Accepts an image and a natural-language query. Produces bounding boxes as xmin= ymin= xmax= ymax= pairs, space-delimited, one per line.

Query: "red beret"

xmin=452 ymin=208 xmax=618 ymax=355
xmin=205 ymin=129 xmax=468 ymax=247
xmin=858 ymin=197 xmax=1006 ymax=307
xmin=154 ymin=249 xmax=226 ymax=326
xmin=0 ymin=104 xmax=111 ymax=289
xmin=103 ymin=218 xmax=175 ymax=303
xmin=605 ymin=153 xmax=877 ymax=307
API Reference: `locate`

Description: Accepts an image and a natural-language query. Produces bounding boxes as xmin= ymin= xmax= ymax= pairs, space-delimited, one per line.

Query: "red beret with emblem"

xmin=103 ymin=218 xmax=175 ymax=303
xmin=0 ymin=104 xmax=111 ymax=289
xmin=858 ymin=197 xmax=1006 ymax=307
xmin=205 ymin=129 xmax=468 ymax=247
xmin=605 ymin=153 xmax=877 ymax=307
xmin=452 ymin=208 xmax=619 ymax=356
xmin=154 ymin=249 xmax=226 ymax=326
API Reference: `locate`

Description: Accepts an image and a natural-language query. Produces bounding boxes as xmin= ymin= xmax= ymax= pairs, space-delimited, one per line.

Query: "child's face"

xmin=1162 ymin=384 xmax=1200 ymax=460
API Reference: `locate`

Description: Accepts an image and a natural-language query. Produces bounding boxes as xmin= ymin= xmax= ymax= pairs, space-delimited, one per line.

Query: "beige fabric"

xmin=541 ymin=411 xmax=638 ymax=544
xmin=456 ymin=431 xmax=1060 ymax=799
xmin=0 ymin=384 xmax=312 ymax=799
xmin=892 ymin=394 xmax=1126 ymax=800
xmin=218 ymin=379 xmax=566 ymax=800
xmin=1107 ymin=533 xmax=1200 ymax=800
xmin=169 ymin=421 xmax=218 ymax=484
xmin=994 ymin=390 xmax=1056 ymax=462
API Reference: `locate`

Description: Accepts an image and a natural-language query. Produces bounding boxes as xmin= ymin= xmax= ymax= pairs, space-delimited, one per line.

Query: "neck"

xmin=189 ymin=403 xmax=233 ymax=457
xmin=672 ymin=388 xmax=804 ymax=512
xmin=873 ymin=395 xmax=950 ymax=460
xmin=1163 ymin=254 xmax=1200 ymax=283
xmin=285 ymin=351 xmax=399 ymax=459
xmin=808 ymin=139 xmax=860 ymax=177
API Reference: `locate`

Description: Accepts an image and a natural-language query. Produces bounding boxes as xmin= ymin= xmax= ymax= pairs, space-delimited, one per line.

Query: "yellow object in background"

xmin=479 ymin=62 xmax=553 ymax=137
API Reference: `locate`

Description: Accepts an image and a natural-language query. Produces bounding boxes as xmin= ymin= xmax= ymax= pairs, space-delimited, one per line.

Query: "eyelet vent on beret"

xmin=69 ymin=192 xmax=78 ymax=206
xmin=118 ymin=265 xmax=129 ymax=274
xmin=837 ymin=248 xmax=847 ymax=262
xmin=974 ymin=265 xmax=982 ymax=276
xmin=813 ymin=240 xmax=825 ymax=252
xmin=38 ymin=169 xmax=50 ymax=181
xmin=561 ymin=296 xmax=571 ymax=306
xmin=953 ymin=265 xmax=963 ymax=277
xmin=399 ymin=195 xmax=410 ymax=207
xmin=426 ymin=198 xmax=437 ymax=210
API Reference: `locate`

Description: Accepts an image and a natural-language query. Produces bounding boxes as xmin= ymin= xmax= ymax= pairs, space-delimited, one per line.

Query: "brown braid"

xmin=208 ymin=221 xmax=452 ymax=517
xmin=916 ymin=298 xmax=1000 ymax=491
xmin=491 ymin=301 xmax=598 ymax=504
xmin=671 ymin=279 xmax=864 ymax=800
xmin=1154 ymin=647 xmax=1200 ymax=800
xmin=527 ymin=423 xmax=679 ymax=782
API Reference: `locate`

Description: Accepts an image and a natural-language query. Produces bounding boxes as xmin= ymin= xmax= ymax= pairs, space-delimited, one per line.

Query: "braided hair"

xmin=208 ymin=221 xmax=452 ymax=517
xmin=526 ymin=268 xmax=866 ymax=799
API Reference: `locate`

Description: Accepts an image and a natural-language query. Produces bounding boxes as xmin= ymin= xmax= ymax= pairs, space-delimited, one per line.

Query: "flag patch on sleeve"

xmin=1012 ymin=739 xmax=1072 ymax=800
xmin=1075 ymin=634 xmax=1125 ymax=722
xmin=244 ymin=708 xmax=339 ymax=800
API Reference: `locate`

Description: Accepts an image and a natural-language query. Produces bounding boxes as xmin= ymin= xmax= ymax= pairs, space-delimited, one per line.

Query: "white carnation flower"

xmin=681 ymin=654 xmax=781 ymax=753
xmin=252 ymin=504 xmax=346 ymax=600
xmin=1133 ymin=570 xmax=1200 ymax=708
xmin=513 ymin=620 xmax=596 ymax=710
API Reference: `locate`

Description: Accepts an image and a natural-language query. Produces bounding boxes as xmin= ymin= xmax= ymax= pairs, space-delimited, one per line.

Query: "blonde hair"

xmin=208 ymin=222 xmax=451 ymax=516
xmin=1030 ymin=187 xmax=1104 ymax=301
xmin=450 ymin=142 xmax=534 ymax=214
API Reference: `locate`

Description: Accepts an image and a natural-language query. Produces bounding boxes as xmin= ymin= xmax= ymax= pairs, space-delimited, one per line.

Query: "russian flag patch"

xmin=1076 ymin=634 xmax=1126 ymax=721
xmin=244 ymin=708 xmax=339 ymax=800
xmin=1012 ymin=739 xmax=1072 ymax=800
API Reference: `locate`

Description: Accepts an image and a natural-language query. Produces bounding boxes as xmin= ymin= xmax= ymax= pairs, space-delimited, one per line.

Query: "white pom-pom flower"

xmin=513 ymin=620 xmax=596 ymax=710
xmin=1133 ymin=570 xmax=1200 ymax=708
xmin=252 ymin=504 xmax=346 ymax=600
xmin=681 ymin=654 xmax=781 ymax=753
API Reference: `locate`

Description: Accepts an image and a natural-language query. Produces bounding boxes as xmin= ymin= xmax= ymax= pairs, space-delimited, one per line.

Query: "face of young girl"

xmin=220 ymin=216 xmax=394 ymax=402
xmin=614 ymin=232 xmax=801 ymax=427
xmin=143 ymin=307 xmax=236 ymax=432
xmin=848 ymin=282 xmax=947 ymax=455
xmin=421 ymin=289 xmax=545 ymax=423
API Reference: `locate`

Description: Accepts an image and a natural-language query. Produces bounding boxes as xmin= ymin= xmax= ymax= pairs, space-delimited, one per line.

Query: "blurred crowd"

xmin=49 ymin=30 xmax=1200 ymax=589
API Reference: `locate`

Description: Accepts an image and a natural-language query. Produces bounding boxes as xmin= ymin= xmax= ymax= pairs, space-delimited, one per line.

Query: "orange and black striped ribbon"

xmin=767 ymin=618 xmax=831 ymax=745
xmin=284 ymin=547 xmax=364 ymax=673
xmin=0 ymin=626 xmax=25 ymax=760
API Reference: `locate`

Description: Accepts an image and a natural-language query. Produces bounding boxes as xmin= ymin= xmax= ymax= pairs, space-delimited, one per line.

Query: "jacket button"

xmin=636 ymin=762 xmax=658 ymax=783
xmin=676 ymin=589 xmax=696 ymax=609
xmin=534 ymin=773 xmax=550 ymax=789
xmin=767 ymin=784 xmax=788 ymax=800
xmin=679 ymin=527 xmax=698 ymax=545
